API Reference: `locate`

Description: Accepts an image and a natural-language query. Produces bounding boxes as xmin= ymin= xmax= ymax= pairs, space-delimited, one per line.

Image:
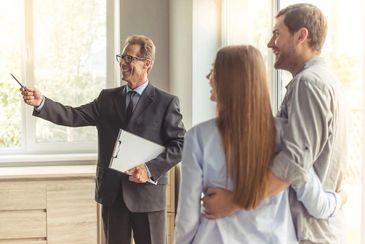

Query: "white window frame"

xmin=221 ymin=0 xmax=281 ymax=112
xmin=0 ymin=0 xmax=120 ymax=162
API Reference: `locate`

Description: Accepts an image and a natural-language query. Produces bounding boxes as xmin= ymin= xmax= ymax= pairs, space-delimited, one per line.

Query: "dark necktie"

xmin=126 ymin=91 xmax=137 ymax=122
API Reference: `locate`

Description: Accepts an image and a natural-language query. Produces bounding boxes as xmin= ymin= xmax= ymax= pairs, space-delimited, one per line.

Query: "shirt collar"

xmin=126 ymin=80 xmax=149 ymax=95
xmin=302 ymin=56 xmax=325 ymax=70
xmin=285 ymin=56 xmax=325 ymax=89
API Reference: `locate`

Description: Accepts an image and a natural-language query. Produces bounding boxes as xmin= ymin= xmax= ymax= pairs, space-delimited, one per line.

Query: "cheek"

xmin=129 ymin=65 xmax=136 ymax=74
xmin=133 ymin=65 xmax=144 ymax=75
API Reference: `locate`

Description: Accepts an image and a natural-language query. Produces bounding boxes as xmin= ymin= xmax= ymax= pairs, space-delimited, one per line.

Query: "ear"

xmin=144 ymin=59 xmax=152 ymax=70
xmin=295 ymin=27 xmax=309 ymax=45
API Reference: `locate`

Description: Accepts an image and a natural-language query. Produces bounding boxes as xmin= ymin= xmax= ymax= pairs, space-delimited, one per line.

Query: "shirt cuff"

xmin=329 ymin=192 xmax=342 ymax=217
xmin=144 ymin=164 xmax=158 ymax=185
xmin=34 ymin=96 xmax=45 ymax=112
xmin=271 ymin=152 xmax=309 ymax=186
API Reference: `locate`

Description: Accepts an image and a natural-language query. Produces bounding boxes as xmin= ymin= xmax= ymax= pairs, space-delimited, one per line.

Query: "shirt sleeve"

xmin=34 ymin=96 xmax=45 ymax=112
xmin=144 ymin=164 xmax=158 ymax=185
xmin=272 ymin=78 xmax=333 ymax=186
xmin=174 ymin=128 xmax=203 ymax=244
xmin=292 ymin=168 xmax=341 ymax=219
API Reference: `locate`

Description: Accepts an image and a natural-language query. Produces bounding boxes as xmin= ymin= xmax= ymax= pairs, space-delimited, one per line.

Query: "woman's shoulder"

xmin=187 ymin=118 xmax=217 ymax=137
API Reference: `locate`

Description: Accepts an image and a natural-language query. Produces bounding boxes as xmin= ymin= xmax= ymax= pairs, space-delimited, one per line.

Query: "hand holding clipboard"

xmin=109 ymin=129 xmax=164 ymax=174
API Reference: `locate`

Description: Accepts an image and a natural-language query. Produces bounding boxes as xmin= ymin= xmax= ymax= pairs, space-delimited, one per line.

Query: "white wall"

xmin=170 ymin=0 xmax=220 ymax=128
xmin=120 ymin=0 xmax=220 ymax=129
xmin=169 ymin=0 xmax=193 ymax=128
xmin=120 ymin=0 xmax=170 ymax=91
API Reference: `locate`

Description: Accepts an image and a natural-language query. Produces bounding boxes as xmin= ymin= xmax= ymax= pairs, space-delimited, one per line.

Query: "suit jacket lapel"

xmin=128 ymin=83 xmax=155 ymax=124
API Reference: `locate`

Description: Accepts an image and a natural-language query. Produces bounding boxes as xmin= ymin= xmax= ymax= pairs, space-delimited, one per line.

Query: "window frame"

xmin=0 ymin=0 xmax=120 ymax=160
xmin=221 ymin=0 xmax=282 ymax=112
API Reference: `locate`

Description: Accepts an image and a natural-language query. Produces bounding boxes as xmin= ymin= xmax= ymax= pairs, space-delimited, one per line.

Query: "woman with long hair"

xmin=174 ymin=45 xmax=343 ymax=243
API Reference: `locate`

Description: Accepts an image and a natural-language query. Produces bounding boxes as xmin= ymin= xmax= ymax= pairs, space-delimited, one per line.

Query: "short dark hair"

xmin=277 ymin=3 xmax=327 ymax=51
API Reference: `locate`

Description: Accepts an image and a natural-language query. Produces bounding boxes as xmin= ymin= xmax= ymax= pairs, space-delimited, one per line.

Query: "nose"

xmin=267 ymin=36 xmax=274 ymax=48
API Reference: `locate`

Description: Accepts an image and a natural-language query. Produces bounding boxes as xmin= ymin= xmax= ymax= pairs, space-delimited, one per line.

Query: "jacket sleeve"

xmin=146 ymin=96 xmax=186 ymax=181
xmin=32 ymin=92 xmax=102 ymax=127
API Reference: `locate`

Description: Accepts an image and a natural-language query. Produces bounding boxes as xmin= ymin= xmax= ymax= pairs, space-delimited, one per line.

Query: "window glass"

xmin=225 ymin=0 xmax=273 ymax=71
xmin=33 ymin=0 xmax=106 ymax=143
xmin=0 ymin=1 xmax=23 ymax=149
xmin=0 ymin=0 xmax=108 ymax=154
xmin=224 ymin=0 xmax=278 ymax=108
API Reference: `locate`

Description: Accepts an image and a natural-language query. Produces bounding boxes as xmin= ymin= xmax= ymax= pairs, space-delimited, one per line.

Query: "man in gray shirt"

xmin=202 ymin=4 xmax=347 ymax=243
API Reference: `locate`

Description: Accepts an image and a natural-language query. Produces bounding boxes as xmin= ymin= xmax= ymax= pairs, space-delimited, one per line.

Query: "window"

xmin=221 ymin=0 xmax=279 ymax=107
xmin=0 ymin=0 xmax=119 ymax=157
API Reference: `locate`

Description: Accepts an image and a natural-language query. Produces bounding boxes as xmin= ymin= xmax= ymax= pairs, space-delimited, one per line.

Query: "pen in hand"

xmin=13 ymin=74 xmax=44 ymax=107
xmin=10 ymin=73 xmax=26 ymax=89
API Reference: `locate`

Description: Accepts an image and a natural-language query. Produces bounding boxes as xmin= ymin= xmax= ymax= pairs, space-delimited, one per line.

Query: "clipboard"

xmin=109 ymin=129 xmax=165 ymax=173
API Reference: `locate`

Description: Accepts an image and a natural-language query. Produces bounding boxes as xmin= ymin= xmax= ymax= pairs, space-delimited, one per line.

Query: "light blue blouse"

xmin=174 ymin=118 xmax=340 ymax=244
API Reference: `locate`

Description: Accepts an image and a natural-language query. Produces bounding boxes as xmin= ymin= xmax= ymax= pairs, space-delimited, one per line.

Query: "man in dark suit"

xmin=21 ymin=35 xmax=185 ymax=244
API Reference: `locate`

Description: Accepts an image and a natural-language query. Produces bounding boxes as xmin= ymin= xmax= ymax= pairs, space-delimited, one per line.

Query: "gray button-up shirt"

xmin=271 ymin=57 xmax=348 ymax=243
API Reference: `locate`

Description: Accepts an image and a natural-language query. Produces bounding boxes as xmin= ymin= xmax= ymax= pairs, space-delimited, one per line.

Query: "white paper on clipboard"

xmin=109 ymin=129 xmax=165 ymax=173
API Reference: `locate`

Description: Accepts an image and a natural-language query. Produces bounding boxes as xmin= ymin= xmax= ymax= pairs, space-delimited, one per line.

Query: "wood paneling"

xmin=0 ymin=165 xmax=176 ymax=244
xmin=0 ymin=240 xmax=46 ymax=244
xmin=0 ymin=210 xmax=46 ymax=239
xmin=166 ymin=167 xmax=175 ymax=212
xmin=0 ymin=184 xmax=46 ymax=211
xmin=0 ymin=166 xmax=97 ymax=244
xmin=47 ymin=182 xmax=97 ymax=244
xmin=167 ymin=212 xmax=175 ymax=244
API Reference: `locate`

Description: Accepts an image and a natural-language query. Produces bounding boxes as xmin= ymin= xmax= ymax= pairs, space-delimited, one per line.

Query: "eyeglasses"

xmin=116 ymin=54 xmax=145 ymax=63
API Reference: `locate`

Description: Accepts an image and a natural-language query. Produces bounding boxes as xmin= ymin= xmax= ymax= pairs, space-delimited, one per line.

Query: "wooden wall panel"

xmin=47 ymin=182 xmax=97 ymax=244
xmin=0 ymin=184 xmax=46 ymax=211
xmin=0 ymin=210 xmax=46 ymax=239
xmin=0 ymin=240 xmax=46 ymax=244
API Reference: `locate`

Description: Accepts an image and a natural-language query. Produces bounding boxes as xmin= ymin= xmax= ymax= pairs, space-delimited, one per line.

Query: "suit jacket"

xmin=33 ymin=83 xmax=185 ymax=212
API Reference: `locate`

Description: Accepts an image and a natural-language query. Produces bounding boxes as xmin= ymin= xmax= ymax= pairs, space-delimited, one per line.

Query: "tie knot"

xmin=128 ymin=90 xmax=137 ymax=96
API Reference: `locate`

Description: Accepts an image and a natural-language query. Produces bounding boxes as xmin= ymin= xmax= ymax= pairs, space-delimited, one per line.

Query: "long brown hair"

xmin=214 ymin=45 xmax=275 ymax=209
